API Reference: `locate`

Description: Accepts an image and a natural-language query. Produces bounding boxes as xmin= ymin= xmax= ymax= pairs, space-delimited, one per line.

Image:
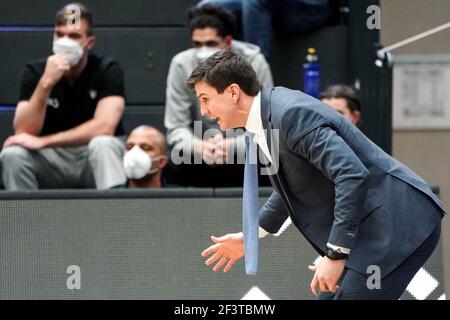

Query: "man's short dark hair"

xmin=320 ymin=84 xmax=361 ymax=113
xmin=187 ymin=4 xmax=236 ymax=38
xmin=55 ymin=2 xmax=94 ymax=36
xmin=187 ymin=49 xmax=262 ymax=96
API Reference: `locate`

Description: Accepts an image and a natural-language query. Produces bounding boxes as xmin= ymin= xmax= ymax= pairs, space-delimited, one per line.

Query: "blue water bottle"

xmin=303 ymin=47 xmax=320 ymax=99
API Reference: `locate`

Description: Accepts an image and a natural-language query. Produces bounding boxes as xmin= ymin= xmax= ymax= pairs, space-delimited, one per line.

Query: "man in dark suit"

xmin=188 ymin=49 xmax=445 ymax=299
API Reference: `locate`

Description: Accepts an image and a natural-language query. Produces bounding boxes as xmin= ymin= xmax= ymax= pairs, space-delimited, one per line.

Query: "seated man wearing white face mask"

xmin=164 ymin=4 xmax=273 ymax=187
xmin=123 ymin=126 xmax=168 ymax=189
xmin=0 ymin=3 xmax=127 ymax=190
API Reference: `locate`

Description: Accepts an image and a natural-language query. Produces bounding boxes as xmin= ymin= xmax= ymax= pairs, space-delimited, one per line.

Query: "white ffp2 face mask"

xmin=52 ymin=37 xmax=84 ymax=66
xmin=123 ymin=146 xmax=161 ymax=180
xmin=195 ymin=46 xmax=221 ymax=61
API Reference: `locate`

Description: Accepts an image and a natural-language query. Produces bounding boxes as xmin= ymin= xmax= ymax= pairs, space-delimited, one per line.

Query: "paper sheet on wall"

xmin=393 ymin=55 xmax=450 ymax=129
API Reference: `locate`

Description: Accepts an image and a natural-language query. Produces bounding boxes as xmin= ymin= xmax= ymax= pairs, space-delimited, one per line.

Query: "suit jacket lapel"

xmin=260 ymin=88 xmax=299 ymax=228
xmin=260 ymin=88 xmax=285 ymax=198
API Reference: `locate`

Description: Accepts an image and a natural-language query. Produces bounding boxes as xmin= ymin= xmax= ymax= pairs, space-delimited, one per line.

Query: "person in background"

xmin=320 ymin=84 xmax=361 ymax=125
xmin=0 ymin=2 xmax=126 ymax=190
xmin=164 ymin=4 xmax=273 ymax=187
xmin=197 ymin=0 xmax=331 ymax=61
xmin=123 ymin=126 xmax=168 ymax=189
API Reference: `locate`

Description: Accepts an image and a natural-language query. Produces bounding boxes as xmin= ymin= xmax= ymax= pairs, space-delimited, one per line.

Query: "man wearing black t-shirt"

xmin=0 ymin=3 xmax=127 ymax=190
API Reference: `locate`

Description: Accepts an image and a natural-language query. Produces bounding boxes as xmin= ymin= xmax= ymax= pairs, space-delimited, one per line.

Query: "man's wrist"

xmin=240 ymin=228 xmax=268 ymax=239
xmin=40 ymin=134 xmax=52 ymax=148
xmin=325 ymin=247 xmax=348 ymax=260
xmin=39 ymin=76 xmax=56 ymax=91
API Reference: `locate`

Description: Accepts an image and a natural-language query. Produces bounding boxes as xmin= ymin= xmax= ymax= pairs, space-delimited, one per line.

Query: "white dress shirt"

xmin=245 ymin=92 xmax=272 ymax=164
xmin=244 ymin=92 xmax=350 ymax=254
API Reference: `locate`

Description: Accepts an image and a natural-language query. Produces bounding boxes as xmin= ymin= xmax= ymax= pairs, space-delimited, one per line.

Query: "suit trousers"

xmin=0 ymin=135 xmax=126 ymax=190
xmin=318 ymin=222 xmax=441 ymax=300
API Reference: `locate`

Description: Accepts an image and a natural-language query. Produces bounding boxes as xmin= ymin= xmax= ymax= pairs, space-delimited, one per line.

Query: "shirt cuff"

xmin=259 ymin=226 xmax=269 ymax=239
xmin=326 ymin=243 xmax=351 ymax=254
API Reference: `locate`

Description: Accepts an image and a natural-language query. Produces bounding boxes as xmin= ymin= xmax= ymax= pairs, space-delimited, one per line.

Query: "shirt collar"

xmin=245 ymin=91 xmax=262 ymax=134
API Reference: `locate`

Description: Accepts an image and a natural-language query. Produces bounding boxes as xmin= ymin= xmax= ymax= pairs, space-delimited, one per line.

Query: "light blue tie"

xmin=243 ymin=132 xmax=259 ymax=275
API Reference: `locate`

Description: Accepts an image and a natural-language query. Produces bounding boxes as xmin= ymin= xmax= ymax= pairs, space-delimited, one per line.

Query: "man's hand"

xmin=3 ymin=133 xmax=48 ymax=150
xmin=195 ymin=140 xmax=216 ymax=164
xmin=41 ymin=53 xmax=70 ymax=88
xmin=196 ymin=135 xmax=229 ymax=165
xmin=209 ymin=134 xmax=229 ymax=164
xmin=201 ymin=232 xmax=245 ymax=272
xmin=199 ymin=134 xmax=229 ymax=165
xmin=308 ymin=256 xmax=345 ymax=295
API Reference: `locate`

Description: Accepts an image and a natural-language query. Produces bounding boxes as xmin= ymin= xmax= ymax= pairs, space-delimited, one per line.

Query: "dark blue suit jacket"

xmin=258 ymin=87 xmax=445 ymax=278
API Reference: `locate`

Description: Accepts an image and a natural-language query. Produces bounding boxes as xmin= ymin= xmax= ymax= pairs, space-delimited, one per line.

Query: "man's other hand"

xmin=42 ymin=53 xmax=70 ymax=88
xmin=309 ymin=256 xmax=345 ymax=295
xmin=201 ymin=232 xmax=245 ymax=272
xmin=3 ymin=132 xmax=48 ymax=150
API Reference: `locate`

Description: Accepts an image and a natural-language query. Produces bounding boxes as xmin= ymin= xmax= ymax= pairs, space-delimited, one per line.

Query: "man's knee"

xmin=88 ymin=135 xmax=123 ymax=153
xmin=0 ymin=145 xmax=32 ymax=164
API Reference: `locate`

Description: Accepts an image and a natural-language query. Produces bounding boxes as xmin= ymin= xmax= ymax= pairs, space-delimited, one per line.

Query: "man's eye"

xmin=138 ymin=143 xmax=153 ymax=151
xmin=69 ymin=33 xmax=81 ymax=39
xmin=205 ymin=41 xmax=219 ymax=47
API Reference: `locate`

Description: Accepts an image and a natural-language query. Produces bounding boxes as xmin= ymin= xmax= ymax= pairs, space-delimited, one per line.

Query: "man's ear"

xmin=224 ymin=35 xmax=233 ymax=48
xmin=86 ymin=36 xmax=96 ymax=50
xmin=352 ymin=111 xmax=361 ymax=125
xmin=159 ymin=155 xmax=168 ymax=169
xmin=228 ymin=83 xmax=240 ymax=103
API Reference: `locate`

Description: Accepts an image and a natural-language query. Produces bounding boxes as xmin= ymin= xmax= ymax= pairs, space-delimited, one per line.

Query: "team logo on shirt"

xmin=89 ymin=90 xmax=97 ymax=100
xmin=47 ymin=98 xmax=59 ymax=109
